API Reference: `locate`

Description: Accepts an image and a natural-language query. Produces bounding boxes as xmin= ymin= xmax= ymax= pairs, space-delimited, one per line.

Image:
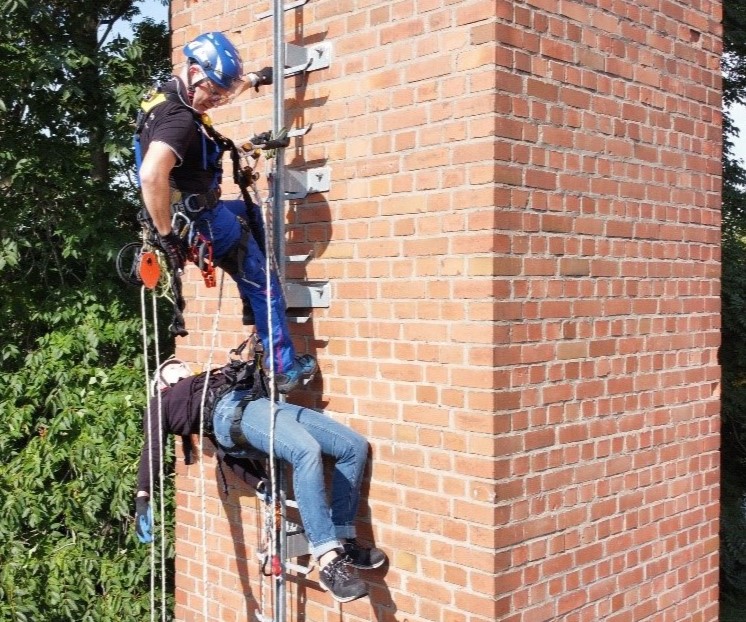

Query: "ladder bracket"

xmin=287 ymin=123 xmax=313 ymax=138
xmin=287 ymin=249 xmax=314 ymax=264
xmin=284 ymin=280 xmax=330 ymax=309
xmin=286 ymin=531 xmax=311 ymax=561
xmin=256 ymin=0 xmax=308 ymax=20
xmin=285 ymin=166 xmax=331 ymax=199
xmin=284 ymin=42 xmax=332 ymax=77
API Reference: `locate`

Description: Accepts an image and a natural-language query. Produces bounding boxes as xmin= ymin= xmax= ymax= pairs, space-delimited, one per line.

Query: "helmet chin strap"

xmin=186 ymin=61 xmax=197 ymax=104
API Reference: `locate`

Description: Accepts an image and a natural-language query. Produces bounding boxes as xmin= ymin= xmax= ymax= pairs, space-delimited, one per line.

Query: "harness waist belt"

xmin=173 ymin=188 xmax=221 ymax=216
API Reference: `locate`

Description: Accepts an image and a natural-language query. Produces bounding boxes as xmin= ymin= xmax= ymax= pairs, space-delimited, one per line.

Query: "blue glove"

xmin=135 ymin=496 xmax=153 ymax=544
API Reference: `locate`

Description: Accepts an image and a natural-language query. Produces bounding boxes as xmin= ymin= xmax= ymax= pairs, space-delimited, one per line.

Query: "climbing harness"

xmin=119 ymin=81 xmax=285 ymax=338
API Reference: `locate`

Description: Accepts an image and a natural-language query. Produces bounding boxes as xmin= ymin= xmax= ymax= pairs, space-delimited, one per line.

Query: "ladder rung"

xmin=285 ymin=560 xmax=312 ymax=575
xmin=286 ymin=253 xmax=312 ymax=263
xmin=287 ymin=124 xmax=312 ymax=138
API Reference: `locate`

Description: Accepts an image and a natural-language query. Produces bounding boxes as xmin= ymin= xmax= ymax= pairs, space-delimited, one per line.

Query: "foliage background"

xmin=0 ymin=1 xmax=173 ymax=619
xmin=720 ymin=0 xmax=746 ymax=616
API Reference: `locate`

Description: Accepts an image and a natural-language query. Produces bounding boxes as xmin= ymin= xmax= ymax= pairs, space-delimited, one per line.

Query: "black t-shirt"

xmin=137 ymin=77 xmax=224 ymax=194
xmin=136 ymin=366 xmax=268 ymax=496
xmin=136 ymin=372 xmax=221 ymax=495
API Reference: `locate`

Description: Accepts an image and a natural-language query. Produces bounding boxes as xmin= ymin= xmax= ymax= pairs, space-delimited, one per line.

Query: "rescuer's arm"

xmin=138 ymin=141 xmax=178 ymax=237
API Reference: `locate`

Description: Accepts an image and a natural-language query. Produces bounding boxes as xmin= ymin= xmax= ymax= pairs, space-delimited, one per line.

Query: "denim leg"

xmin=234 ymin=234 xmax=296 ymax=373
xmin=212 ymin=394 xmax=365 ymax=557
xmin=290 ymin=407 xmax=369 ymax=540
xmin=196 ymin=202 xmax=296 ymax=372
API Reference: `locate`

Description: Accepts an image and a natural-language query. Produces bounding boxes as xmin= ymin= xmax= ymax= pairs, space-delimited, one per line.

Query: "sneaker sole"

xmin=348 ymin=558 xmax=385 ymax=570
xmin=319 ymin=581 xmax=368 ymax=603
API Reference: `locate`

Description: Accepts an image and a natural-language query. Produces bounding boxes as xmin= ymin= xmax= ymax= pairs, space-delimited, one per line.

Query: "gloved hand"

xmin=247 ymin=66 xmax=273 ymax=90
xmin=135 ymin=496 xmax=153 ymax=544
xmin=159 ymin=231 xmax=187 ymax=273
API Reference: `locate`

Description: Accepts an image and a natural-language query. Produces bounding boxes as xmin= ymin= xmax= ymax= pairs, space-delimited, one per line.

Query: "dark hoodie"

xmin=136 ymin=371 xmax=226 ymax=495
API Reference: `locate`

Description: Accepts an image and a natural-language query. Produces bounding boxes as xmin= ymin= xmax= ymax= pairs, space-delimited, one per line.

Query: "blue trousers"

xmin=195 ymin=199 xmax=296 ymax=372
xmin=212 ymin=391 xmax=370 ymax=558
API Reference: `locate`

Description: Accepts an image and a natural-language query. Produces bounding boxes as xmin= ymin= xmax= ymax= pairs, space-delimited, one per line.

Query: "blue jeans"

xmin=195 ymin=199 xmax=296 ymax=372
xmin=212 ymin=390 xmax=370 ymax=558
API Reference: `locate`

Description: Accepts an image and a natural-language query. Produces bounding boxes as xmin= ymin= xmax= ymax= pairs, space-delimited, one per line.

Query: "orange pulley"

xmin=139 ymin=251 xmax=161 ymax=290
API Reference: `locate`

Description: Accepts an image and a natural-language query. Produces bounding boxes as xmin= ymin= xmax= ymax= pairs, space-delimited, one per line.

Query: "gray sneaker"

xmin=319 ymin=553 xmax=368 ymax=602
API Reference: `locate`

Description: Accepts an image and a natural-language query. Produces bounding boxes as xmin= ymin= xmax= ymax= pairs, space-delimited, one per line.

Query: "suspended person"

xmin=133 ymin=355 xmax=387 ymax=603
xmin=134 ymin=31 xmax=315 ymax=393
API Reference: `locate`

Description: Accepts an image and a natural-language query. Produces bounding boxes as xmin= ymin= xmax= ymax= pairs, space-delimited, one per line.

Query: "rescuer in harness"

xmin=135 ymin=31 xmax=315 ymax=393
xmin=133 ymin=352 xmax=387 ymax=603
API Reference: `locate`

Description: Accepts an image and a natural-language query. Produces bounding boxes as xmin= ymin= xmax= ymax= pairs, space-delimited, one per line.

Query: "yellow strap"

xmin=140 ymin=92 xmax=167 ymax=114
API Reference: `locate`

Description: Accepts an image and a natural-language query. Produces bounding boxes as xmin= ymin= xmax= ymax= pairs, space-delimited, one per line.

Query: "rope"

xmin=140 ymin=287 xmax=156 ymax=622
xmin=197 ymin=265 xmax=226 ymax=622
xmin=151 ymin=292 xmax=167 ymax=622
xmin=140 ymin=286 xmax=167 ymax=622
xmin=264 ymin=171 xmax=282 ymax=619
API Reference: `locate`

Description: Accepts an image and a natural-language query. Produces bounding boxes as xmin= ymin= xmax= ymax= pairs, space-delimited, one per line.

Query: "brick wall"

xmin=165 ymin=0 xmax=720 ymax=620
xmin=169 ymin=1 xmax=496 ymax=621
xmin=496 ymin=1 xmax=722 ymax=621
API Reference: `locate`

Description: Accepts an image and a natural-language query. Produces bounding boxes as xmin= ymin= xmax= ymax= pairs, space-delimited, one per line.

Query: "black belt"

xmin=173 ymin=188 xmax=220 ymax=216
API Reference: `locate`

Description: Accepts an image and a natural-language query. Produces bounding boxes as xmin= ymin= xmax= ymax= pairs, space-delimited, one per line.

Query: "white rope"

xmin=140 ymin=287 xmax=156 ymax=622
xmin=140 ymin=285 xmax=167 ymax=622
xmin=197 ymin=267 xmax=226 ymax=622
xmin=151 ymin=292 xmax=167 ymax=622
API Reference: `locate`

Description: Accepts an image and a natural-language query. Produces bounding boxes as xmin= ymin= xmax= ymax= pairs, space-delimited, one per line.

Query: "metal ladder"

xmin=262 ymin=0 xmax=331 ymax=323
xmin=255 ymin=1 xmax=333 ymax=620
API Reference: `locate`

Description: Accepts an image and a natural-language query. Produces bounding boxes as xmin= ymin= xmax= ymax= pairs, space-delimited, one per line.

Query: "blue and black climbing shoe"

xmin=276 ymin=354 xmax=318 ymax=393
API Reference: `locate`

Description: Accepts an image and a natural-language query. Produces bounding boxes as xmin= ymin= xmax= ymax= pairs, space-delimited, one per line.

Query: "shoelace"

xmin=328 ymin=555 xmax=355 ymax=582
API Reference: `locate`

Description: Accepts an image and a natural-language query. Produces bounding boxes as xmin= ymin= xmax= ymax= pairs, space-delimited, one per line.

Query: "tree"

xmin=720 ymin=0 xmax=746 ymax=603
xmin=0 ymin=1 xmax=173 ymax=619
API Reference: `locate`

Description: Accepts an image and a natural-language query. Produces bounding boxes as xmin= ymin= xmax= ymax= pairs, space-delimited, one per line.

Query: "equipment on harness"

xmin=116 ymin=207 xmax=189 ymax=337
xmin=189 ymin=234 xmax=217 ymax=288
xmin=181 ymin=188 xmax=221 ymax=216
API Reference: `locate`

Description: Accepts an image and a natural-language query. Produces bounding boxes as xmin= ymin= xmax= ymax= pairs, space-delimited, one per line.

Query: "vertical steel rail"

xmin=271 ymin=3 xmax=288 ymax=622
xmin=272 ymin=0 xmax=287 ymax=280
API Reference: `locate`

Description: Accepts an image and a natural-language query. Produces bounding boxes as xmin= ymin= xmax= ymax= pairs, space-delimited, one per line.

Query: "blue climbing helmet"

xmin=183 ymin=32 xmax=244 ymax=91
